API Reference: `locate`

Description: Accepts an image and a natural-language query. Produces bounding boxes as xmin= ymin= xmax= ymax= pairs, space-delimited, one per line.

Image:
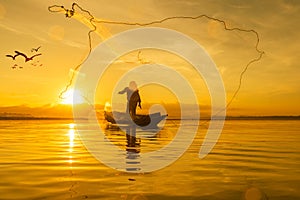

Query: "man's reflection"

xmin=125 ymin=125 xmax=141 ymax=172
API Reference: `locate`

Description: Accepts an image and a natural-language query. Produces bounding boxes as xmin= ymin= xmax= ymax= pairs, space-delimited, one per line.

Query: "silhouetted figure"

xmin=14 ymin=51 xmax=41 ymax=62
xmin=118 ymin=81 xmax=142 ymax=119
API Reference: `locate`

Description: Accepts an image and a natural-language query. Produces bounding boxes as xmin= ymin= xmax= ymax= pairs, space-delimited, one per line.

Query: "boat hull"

xmin=104 ymin=111 xmax=167 ymax=129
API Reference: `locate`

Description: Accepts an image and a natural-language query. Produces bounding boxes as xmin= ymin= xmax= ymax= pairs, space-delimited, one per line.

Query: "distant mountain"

xmin=0 ymin=103 xmax=106 ymax=120
xmin=0 ymin=104 xmax=73 ymax=118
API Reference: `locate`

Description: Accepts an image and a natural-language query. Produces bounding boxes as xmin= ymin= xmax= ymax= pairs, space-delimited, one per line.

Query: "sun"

xmin=60 ymin=89 xmax=85 ymax=105
xmin=104 ymin=102 xmax=111 ymax=111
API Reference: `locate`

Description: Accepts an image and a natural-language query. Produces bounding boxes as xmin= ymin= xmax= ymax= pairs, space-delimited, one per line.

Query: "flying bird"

xmin=31 ymin=46 xmax=41 ymax=52
xmin=14 ymin=51 xmax=42 ymax=62
xmin=6 ymin=53 xmax=19 ymax=60
xmin=11 ymin=64 xmax=18 ymax=69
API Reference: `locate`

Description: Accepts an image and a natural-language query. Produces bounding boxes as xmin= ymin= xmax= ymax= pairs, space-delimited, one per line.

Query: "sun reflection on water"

xmin=68 ymin=123 xmax=75 ymax=163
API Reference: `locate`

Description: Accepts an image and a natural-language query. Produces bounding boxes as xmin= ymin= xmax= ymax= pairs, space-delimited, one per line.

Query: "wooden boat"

xmin=104 ymin=111 xmax=167 ymax=129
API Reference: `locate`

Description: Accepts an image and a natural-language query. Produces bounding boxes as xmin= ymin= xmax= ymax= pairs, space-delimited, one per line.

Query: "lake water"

xmin=0 ymin=119 xmax=299 ymax=200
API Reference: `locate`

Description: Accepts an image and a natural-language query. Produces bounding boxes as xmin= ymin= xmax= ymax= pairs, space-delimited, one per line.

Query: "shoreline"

xmin=0 ymin=116 xmax=299 ymax=120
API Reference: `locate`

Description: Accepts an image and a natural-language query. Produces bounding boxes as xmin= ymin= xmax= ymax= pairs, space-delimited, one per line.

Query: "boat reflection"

xmin=125 ymin=125 xmax=141 ymax=172
xmin=103 ymin=117 xmax=172 ymax=172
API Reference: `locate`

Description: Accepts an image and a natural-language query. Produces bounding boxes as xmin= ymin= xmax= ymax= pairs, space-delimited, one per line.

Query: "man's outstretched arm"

xmin=118 ymin=87 xmax=128 ymax=94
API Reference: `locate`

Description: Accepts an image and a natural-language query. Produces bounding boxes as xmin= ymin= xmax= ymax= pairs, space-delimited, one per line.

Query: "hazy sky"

xmin=0 ymin=0 xmax=299 ymax=116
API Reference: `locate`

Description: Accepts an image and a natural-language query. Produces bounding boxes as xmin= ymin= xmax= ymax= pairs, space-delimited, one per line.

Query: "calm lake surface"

xmin=0 ymin=119 xmax=299 ymax=200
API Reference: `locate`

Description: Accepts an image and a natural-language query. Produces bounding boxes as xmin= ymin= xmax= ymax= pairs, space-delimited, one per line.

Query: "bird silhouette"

xmin=11 ymin=64 xmax=18 ymax=69
xmin=6 ymin=53 xmax=20 ymax=60
xmin=31 ymin=46 xmax=41 ymax=52
xmin=14 ymin=51 xmax=42 ymax=62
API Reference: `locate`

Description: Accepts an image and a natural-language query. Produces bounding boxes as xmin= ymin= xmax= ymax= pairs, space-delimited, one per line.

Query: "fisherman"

xmin=118 ymin=81 xmax=142 ymax=118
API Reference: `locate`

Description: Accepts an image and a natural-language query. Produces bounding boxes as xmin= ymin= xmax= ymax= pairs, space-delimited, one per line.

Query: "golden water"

xmin=0 ymin=119 xmax=299 ymax=199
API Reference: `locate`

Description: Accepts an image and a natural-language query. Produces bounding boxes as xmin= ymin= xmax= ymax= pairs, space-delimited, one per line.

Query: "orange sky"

xmin=0 ymin=0 xmax=299 ymax=117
